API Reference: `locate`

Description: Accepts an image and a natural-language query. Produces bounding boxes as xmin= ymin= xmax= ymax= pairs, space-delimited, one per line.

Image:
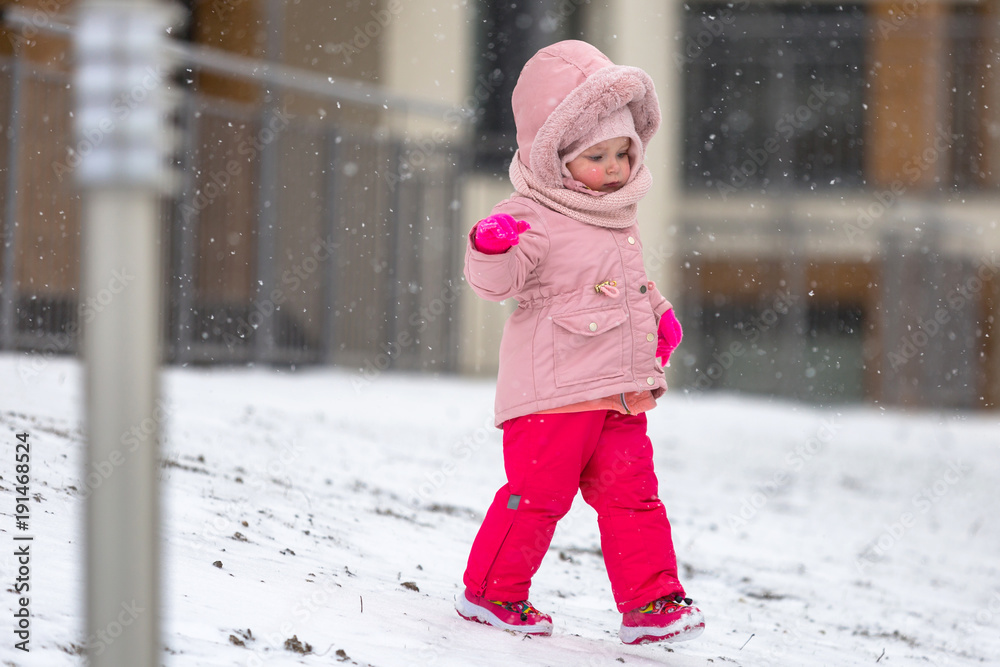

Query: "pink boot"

xmin=619 ymin=594 xmax=705 ymax=645
xmin=455 ymin=588 xmax=553 ymax=636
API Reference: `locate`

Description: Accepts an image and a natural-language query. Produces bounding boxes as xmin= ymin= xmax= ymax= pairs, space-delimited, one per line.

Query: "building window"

xmin=697 ymin=300 xmax=866 ymax=403
xmin=472 ymin=0 xmax=582 ymax=172
xmin=682 ymin=3 xmax=866 ymax=196
xmin=948 ymin=4 xmax=994 ymax=189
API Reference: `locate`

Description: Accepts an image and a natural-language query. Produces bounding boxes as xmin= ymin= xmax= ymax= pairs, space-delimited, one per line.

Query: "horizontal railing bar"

xmin=0 ymin=5 xmax=464 ymax=120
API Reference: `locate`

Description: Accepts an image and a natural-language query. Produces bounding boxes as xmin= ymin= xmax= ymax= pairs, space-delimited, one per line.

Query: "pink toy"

xmin=656 ymin=309 xmax=683 ymax=366
xmin=472 ymin=213 xmax=531 ymax=255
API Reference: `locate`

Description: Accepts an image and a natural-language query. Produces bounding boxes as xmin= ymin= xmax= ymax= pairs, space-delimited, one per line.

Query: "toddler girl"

xmin=455 ymin=40 xmax=704 ymax=646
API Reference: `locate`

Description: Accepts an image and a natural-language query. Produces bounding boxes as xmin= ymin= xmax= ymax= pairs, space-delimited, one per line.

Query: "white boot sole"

xmin=619 ymin=610 xmax=705 ymax=645
xmin=455 ymin=593 xmax=553 ymax=636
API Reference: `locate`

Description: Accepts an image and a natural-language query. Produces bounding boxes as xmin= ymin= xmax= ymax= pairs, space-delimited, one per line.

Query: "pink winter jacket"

xmin=465 ymin=41 xmax=671 ymax=427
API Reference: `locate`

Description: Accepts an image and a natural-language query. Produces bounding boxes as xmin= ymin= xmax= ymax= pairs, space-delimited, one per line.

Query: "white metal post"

xmin=74 ymin=2 xmax=181 ymax=665
xmin=0 ymin=55 xmax=22 ymax=350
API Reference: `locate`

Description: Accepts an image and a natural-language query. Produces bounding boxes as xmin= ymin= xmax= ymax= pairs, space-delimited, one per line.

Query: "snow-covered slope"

xmin=1 ymin=353 xmax=998 ymax=666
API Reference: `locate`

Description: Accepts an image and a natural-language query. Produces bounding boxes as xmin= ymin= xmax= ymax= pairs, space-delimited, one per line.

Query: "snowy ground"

xmin=1 ymin=352 xmax=999 ymax=666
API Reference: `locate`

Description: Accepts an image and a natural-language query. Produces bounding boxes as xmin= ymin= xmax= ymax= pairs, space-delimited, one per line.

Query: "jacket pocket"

xmin=552 ymin=305 xmax=628 ymax=388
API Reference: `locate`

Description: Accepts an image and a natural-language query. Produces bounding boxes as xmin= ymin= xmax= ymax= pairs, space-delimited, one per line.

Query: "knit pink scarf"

xmin=508 ymin=149 xmax=650 ymax=230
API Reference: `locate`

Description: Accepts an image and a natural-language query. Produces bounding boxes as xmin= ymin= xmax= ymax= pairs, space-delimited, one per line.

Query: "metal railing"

xmin=0 ymin=13 xmax=468 ymax=372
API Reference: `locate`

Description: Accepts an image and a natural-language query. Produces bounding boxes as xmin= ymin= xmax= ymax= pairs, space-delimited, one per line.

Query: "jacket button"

xmin=639 ymin=285 xmax=647 ymax=294
xmin=627 ymin=236 xmax=636 ymax=245
xmin=646 ymin=377 xmax=655 ymax=385
xmin=647 ymin=333 xmax=655 ymax=342
xmin=589 ymin=322 xmax=598 ymax=332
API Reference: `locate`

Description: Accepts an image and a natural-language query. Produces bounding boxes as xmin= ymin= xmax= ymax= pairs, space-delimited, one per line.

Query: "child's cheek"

xmin=582 ymin=167 xmax=603 ymax=187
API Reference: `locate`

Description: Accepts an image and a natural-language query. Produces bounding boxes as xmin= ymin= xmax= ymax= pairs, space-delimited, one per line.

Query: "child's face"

xmin=565 ymin=136 xmax=632 ymax=193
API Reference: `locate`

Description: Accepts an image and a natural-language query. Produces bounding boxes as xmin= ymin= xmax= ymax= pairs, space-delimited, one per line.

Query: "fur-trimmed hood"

xmin=511 ymin=40 xmax=661 ymax=189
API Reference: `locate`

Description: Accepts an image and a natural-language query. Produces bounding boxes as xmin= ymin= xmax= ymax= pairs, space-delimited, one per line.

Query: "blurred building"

xmin=1 ymin=0 xmax=468 ymax=373
xmin=676 ymin=1 xmax=1000 ymax=410
xmin=1 ymin=0 xmax=998 ymax=409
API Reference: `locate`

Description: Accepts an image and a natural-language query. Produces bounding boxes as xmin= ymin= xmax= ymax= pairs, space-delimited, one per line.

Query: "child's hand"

xmin=656 ymin=309 xmax=683 ymax=366
xmin=473 ymin=214 xmax=531 ymax=255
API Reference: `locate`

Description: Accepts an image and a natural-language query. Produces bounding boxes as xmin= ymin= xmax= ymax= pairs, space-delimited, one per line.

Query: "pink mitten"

xmin=473 ymin=213 xmax=531 ymax=255
xmin=656 ymin=309 xmax=683 ymax=366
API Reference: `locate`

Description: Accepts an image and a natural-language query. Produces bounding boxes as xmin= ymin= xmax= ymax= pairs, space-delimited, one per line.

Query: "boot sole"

xmin=619 ymin=612 xmax=705 ymax=645
xmin=454 ymin=593 xmax=553 ymax=636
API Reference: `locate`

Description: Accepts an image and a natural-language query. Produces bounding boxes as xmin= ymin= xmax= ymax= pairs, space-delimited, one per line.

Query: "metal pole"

xmin=881 ymin=231 xmax=904 ymax=406
xmin=779 ymin=215 xmax=808 ymax=399
xmin=920 ymin=219 xmax=944 ymax=406
xmin=681 ymin=219 xmax=703 ymax=392
xmin=75 ymin=2 xmax=182 ymax=665
xmin=253 ymin=1 xmax=284 ymax=362
xmin=174 ymin=91 xmax=200 ymax=364
xmin=1 ymin=55 xmax=22 ymax=350
xmin=253 ymin=99 xmax=279 ymax=361
xmin=385 ymin=140 xmax=403 ymax=368
xmin=81 ymin=190 xmax=162 ymax=665
xmin=445 ymin=153 xmax=464 ymax=373
xmin=322 ymin=127 xmax=340 ymax=364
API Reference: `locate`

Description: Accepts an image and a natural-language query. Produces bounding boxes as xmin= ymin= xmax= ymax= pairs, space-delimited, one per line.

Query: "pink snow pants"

xmin=462 ymin=410 xmax=684 ymax=613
